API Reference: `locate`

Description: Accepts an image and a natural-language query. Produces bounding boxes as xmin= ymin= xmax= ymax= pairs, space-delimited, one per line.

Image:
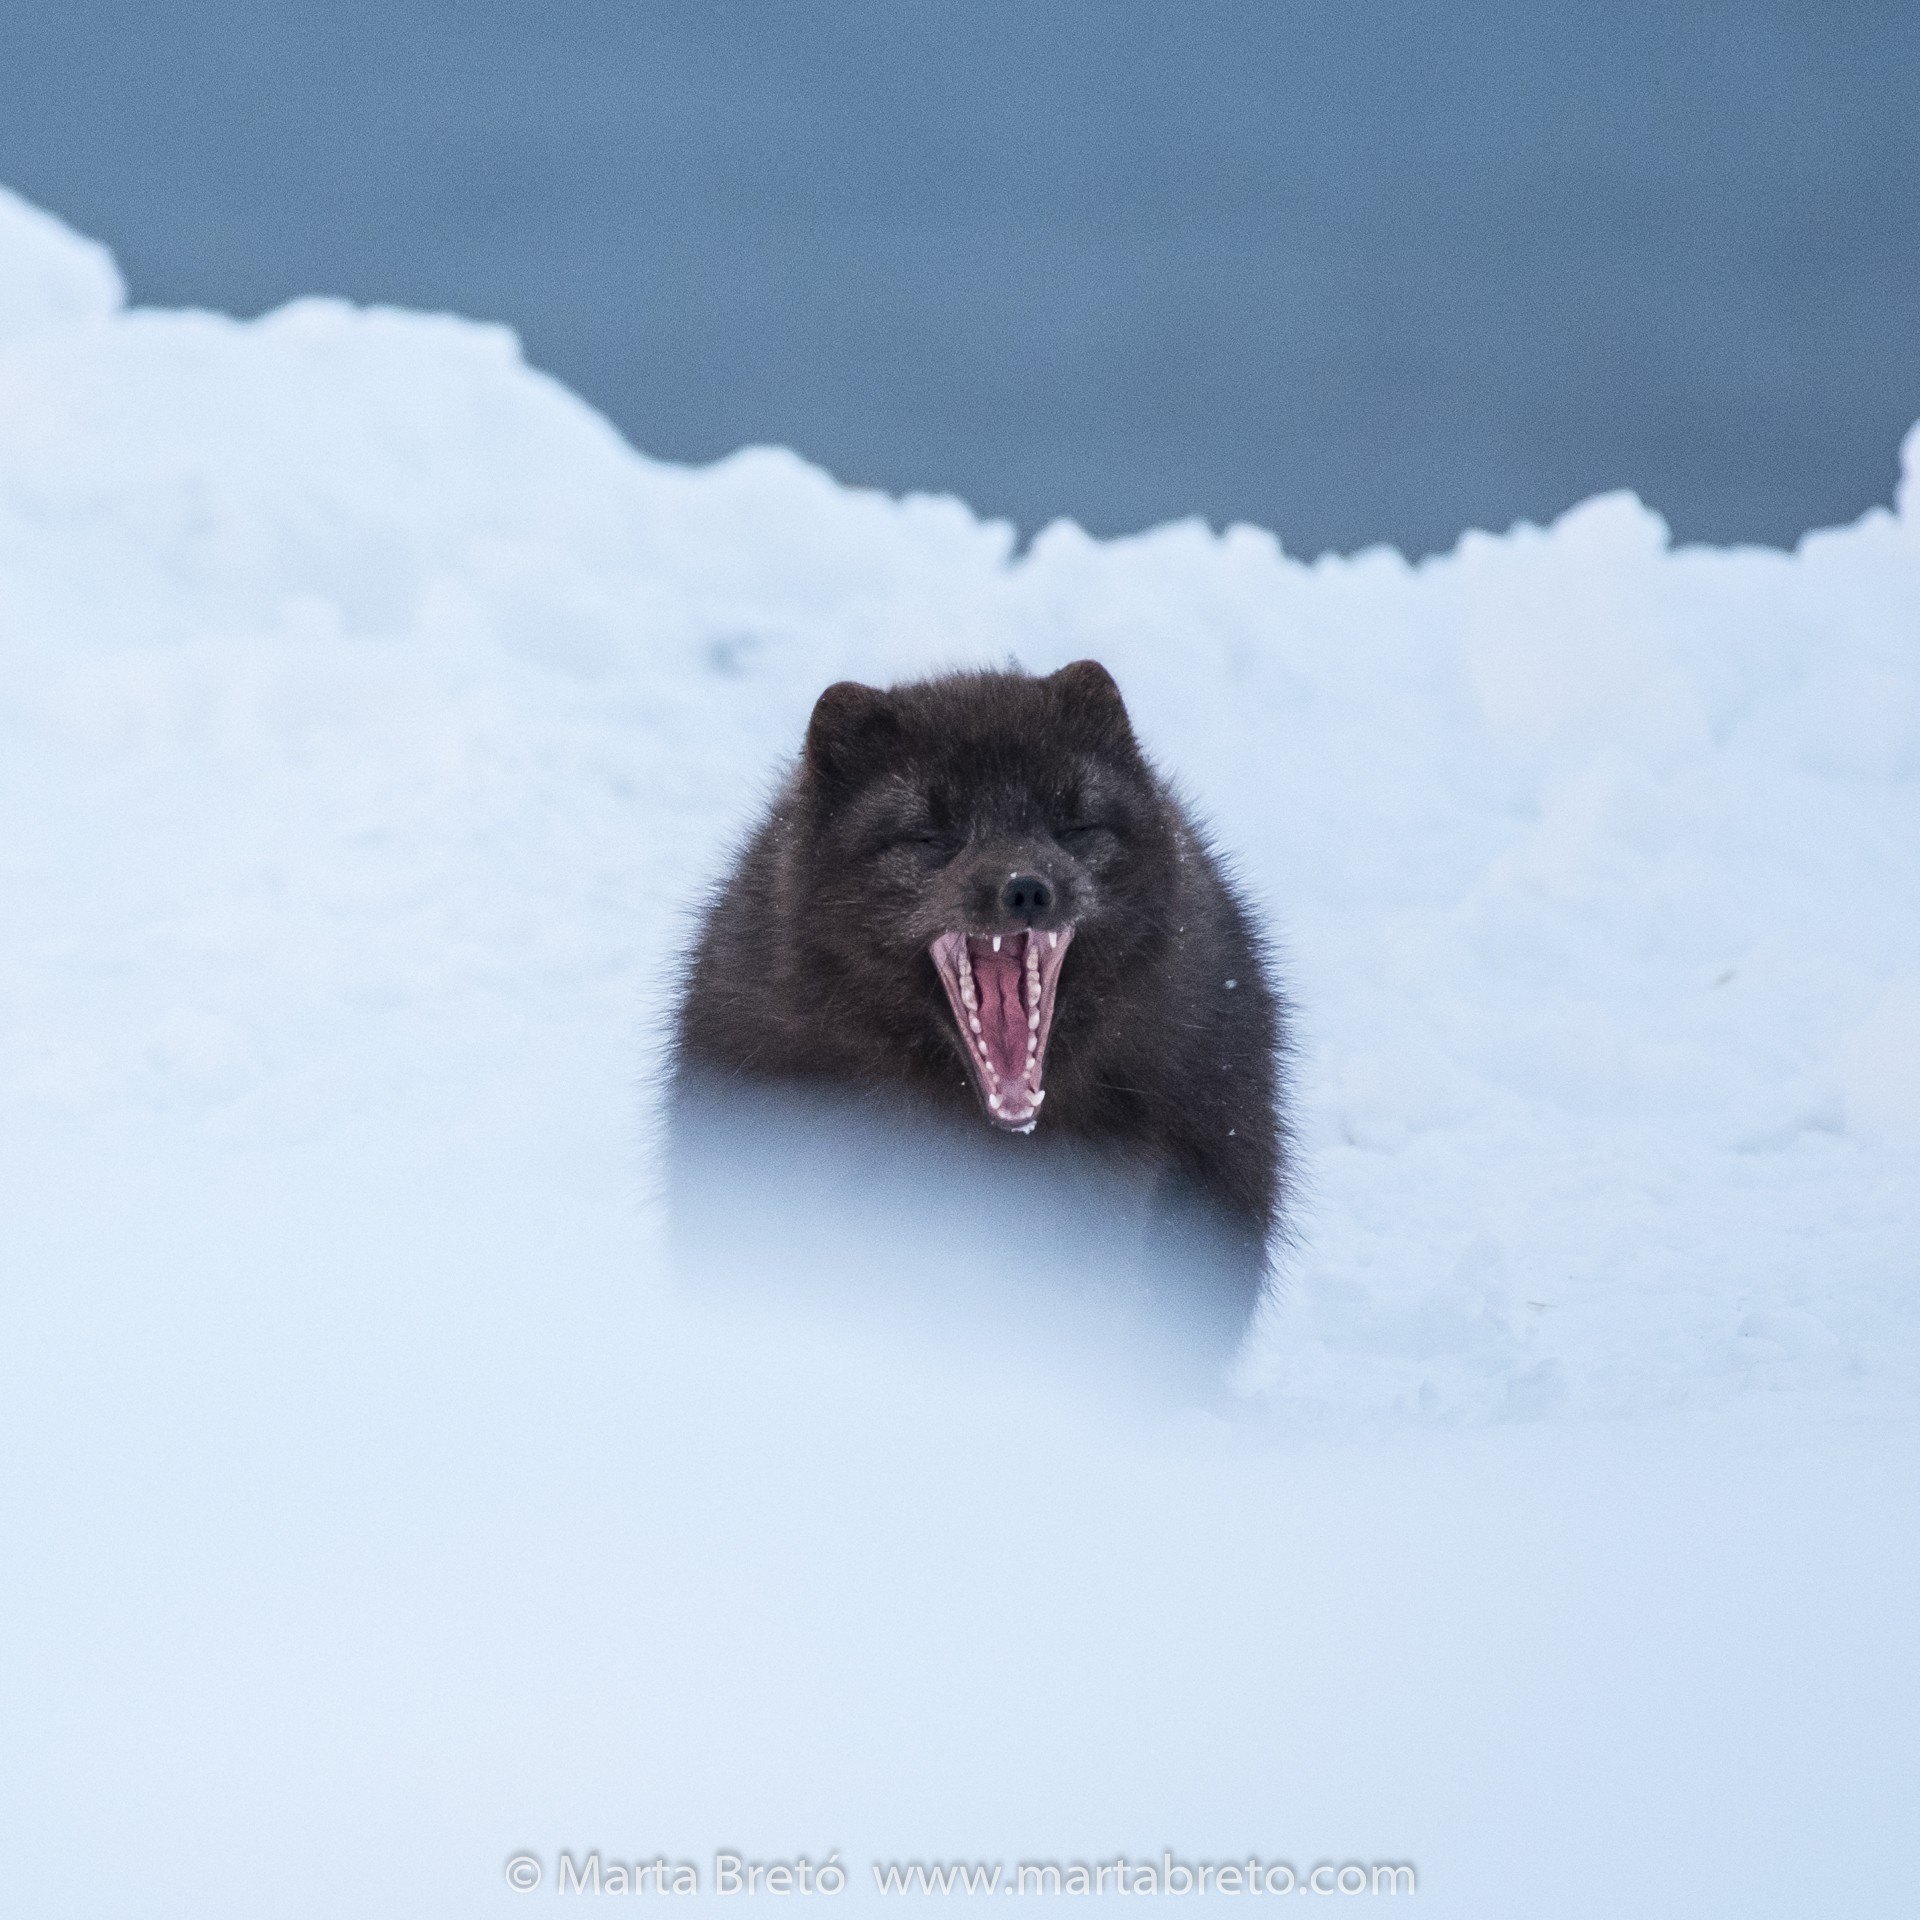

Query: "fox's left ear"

xmin=1049 ymin=659 xmax=1137 ymax=751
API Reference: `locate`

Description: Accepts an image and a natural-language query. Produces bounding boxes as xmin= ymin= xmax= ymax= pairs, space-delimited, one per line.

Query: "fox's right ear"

xmin=804 ymin=681 xmax=899 ymax=794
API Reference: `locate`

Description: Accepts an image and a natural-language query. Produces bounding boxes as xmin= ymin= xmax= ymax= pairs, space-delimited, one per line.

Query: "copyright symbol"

xmin=505 ymin=1853 xmax=542 ymax=1892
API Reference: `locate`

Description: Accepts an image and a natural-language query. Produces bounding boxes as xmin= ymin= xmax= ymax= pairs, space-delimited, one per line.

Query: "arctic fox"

xmin=670 ymin=661 xmax=1288 ymax=1359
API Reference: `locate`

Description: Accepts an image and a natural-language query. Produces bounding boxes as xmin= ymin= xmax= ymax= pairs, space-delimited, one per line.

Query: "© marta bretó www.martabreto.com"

xmin=504 ymin=1851 xmax=1419 ymax=1896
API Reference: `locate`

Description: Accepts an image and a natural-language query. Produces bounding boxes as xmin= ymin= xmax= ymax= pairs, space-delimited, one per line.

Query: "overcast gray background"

xmin=2 ymin=0 xmax=1915 ymax=556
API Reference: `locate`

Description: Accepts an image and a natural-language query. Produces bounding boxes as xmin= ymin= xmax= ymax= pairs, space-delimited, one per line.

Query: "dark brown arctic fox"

xmin=670 ymin=661 xmax=1288 ymax=1353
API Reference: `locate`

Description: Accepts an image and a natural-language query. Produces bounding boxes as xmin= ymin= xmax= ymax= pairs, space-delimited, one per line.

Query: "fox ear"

xmin=1049 ymin=659 xmax=1136 ymax=749
xmin=805 ymin=680 xmax=899 ymax=793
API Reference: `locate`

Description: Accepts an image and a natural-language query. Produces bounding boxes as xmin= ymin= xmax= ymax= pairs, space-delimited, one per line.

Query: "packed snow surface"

xmin=2 ymin=186 xmax=1915 ymax=1915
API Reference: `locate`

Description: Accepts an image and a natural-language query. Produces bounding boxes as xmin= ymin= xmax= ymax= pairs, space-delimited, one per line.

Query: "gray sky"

xmin=2 ymin=0 xmax=1916 ymax=555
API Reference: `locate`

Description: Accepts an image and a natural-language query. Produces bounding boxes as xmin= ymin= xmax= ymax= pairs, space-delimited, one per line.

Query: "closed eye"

xmin=892 ymin=829 xmax=960 ymax=862
xmin=1056 ymin=823 xmax=1110 ymax=847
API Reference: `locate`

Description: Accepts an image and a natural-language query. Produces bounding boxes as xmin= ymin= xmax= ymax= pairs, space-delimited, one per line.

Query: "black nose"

xmin=1001 ymin=873 xmax=1054 ymax=923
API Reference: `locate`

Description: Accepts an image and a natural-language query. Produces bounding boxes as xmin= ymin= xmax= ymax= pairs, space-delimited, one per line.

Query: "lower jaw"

xmin=976 ymin=1076 xmax=1045 ymax=1132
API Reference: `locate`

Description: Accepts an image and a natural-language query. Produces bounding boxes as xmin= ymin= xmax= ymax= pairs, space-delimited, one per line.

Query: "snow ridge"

xmin=2 ymin=184 xmax=1916 ymax=1422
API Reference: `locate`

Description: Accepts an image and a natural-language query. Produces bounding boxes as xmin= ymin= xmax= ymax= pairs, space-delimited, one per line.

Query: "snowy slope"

xmin=2 ymin=186 xmax=1916 ymax=1916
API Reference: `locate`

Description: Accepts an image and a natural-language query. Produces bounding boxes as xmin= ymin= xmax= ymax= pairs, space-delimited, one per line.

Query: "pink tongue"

xmin=969 ymin=943 xmax=1029 ymax=1082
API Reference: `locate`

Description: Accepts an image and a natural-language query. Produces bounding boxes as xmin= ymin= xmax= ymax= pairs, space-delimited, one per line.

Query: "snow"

xmin=0 ymin=186 xmax=123 ymax=346
xmin=1 ymin=183 xmax=1915 ymax=1914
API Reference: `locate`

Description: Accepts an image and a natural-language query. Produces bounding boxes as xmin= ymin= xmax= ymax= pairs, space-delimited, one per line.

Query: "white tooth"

xmin=1028 ymin=1010 xmax=1039 ymax=1030
xmin=988 ymin=1093 xmax=1000 ymax=1110
xmin=969 ymin=1015 xmax=981 ymax=1033
xmin=992 ymin=935 xmax=1001 ymax=952
xmin=1048 ymin=931 xmax=1058 ymax=948
xmin=1027 ymin=1036 xmax=1037 ymax=1057
xmin=1031 ymin=1090 xmax=1045 ymax=1106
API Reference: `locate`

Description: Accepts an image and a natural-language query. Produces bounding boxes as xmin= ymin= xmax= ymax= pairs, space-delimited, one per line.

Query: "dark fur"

xmin=671 ymin=661 xmax=1288 ymax=1334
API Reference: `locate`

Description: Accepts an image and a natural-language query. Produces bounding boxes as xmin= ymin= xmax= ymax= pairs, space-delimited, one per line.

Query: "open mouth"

xmin=927 ymin=925 xmax=1076 ymax=1133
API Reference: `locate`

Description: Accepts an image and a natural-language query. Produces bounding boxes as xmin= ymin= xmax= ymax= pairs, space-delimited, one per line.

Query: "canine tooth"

xmin=1047 ymin=931 xmax=1058 ymax=949
xmin=992 ymin=935 xmax=1001 ymax=952
xmin=1031 ymin=1090 xmax=1045 ymax=1106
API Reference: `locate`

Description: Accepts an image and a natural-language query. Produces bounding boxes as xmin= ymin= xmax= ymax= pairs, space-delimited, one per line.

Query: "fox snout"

xmin=949 ymin=853 xmax=1075 ymax=935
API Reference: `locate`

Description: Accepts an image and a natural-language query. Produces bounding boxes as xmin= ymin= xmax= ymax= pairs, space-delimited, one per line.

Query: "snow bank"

xmin=2 ymin=190 xmax=1915 ymax=1917
xmin=4 ymin=186 xmax=1914 ymax=1425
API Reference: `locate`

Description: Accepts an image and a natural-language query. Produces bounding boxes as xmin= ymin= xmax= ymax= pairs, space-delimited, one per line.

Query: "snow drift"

xmin=1 ymin=185 xmax=1915 ymax=1916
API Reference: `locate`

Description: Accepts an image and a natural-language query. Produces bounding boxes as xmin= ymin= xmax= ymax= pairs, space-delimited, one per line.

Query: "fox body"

xmin=670 ymin=661 xmax=1288 ymax=1348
